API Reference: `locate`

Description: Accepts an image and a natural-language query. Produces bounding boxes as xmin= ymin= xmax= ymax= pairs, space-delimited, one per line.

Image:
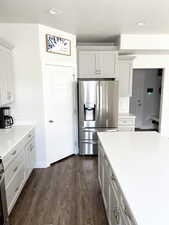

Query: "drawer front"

xmin=25 ymin=130 xmax=35 ymax=144
xmin=79 ymin=140 xmax=98 ymax=155
xmin=3 ymin=143 xmax=24 ymax=170
xmin=5 ymin=149 xmax=25 ymax=187
xmin=6 ymin=164 xmax=25 ymax=212
xmin=120 ymin=193 xmax=137 ymax=225
xmin=118 ymin=118 xmax=135 ymax=126
xmin=80 ymin=129 xmax=98 ymax=140
xmin=118 ymin=126 xmax=135 ymax=132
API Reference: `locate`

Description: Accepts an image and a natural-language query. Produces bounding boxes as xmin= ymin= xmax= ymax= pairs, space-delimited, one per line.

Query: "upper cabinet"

xmin=118 ymin=55 xmax=135 ymax=97
xmin=77 ymin=46 xmax=118 ymax=78
xmin=0 ymin=42 xmax=14 ymax=106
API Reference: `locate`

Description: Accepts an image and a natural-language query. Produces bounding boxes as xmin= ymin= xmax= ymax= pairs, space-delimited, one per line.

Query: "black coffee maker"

xmin=0 ymin=107 xmax=14 ymax=129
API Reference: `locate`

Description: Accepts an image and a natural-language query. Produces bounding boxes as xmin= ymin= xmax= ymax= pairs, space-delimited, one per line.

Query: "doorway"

xmin=130 ymin=69 xmax=163 ymax=132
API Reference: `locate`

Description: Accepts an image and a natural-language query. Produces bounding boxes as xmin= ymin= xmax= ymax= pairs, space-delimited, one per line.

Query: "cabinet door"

xmin=0 ymin=47 xmax=14 ymax=105
xmin=103 ymin=156 xmax=110 ymax=212
xmin=25 ymin=140 xmax=35 ymax=181
xmin=119 ymin=60 xmax=133 ymax=97
xmin=78 ymin=51 xmax=96 ymax=77
xmin=100 ymin=51 xmax=118 ymax=78
xmin=109 ymin=182 xmax=125 ymax=225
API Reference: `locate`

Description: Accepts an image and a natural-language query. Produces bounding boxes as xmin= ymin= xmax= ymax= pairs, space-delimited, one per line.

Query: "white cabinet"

xmin=78 ymin=51 xmax=96 ymax=76
xmin=3 ymin=127 xmax=35 ymax=214
xmin=24 ymin=134 xmax=35 ymax=181
xmin=78 ymin=47 xmax=118 ymax=78
xmin=0 ymin=43 xmax=14 ymax=106
xmin=118 ymin=114 xmax=136 ymax=131
xmin=103 ymin=155 xmax=110 ymax=211
xmin=98 ymin=142 xmax=137 ymax=225
xmin=118 ymin=56 xmax=135 ymax=97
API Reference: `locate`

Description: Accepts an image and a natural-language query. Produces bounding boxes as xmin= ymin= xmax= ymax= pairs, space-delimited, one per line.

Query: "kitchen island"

xmin=98 ymin=131 xmax=169 ymax=225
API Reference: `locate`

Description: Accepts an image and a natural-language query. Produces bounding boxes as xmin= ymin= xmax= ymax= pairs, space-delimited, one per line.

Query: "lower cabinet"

xmin=4 ymin=128 xmax=35 ymax=214
xmin=98 ymin=143 xmax=137 ymax=225
xmin=25 ymin=139 xmax=35 ymax=181
xmin=6 ymin=164 xmax=25 ymax=213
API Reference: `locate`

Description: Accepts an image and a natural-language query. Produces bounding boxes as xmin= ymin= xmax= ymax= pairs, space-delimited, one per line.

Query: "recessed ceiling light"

xmin=137 ymin=21 xmax=145 ymax=27
xmin=48 ymin=8 xmax=63 ymax=15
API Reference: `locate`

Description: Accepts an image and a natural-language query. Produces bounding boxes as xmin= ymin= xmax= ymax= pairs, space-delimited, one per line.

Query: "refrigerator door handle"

xmin=96 ymin=82 xmax=100 ymax=123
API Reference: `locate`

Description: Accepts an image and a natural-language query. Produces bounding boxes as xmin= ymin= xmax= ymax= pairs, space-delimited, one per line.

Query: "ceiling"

xmin=1 ymin=0 xmax=169 ymax=42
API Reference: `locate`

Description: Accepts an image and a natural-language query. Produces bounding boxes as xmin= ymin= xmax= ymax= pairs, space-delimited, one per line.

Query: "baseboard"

xmin=34 ymin=161 xmax=50 ymax=168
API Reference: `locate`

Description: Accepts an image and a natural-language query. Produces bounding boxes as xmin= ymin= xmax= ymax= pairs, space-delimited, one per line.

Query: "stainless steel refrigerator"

xmin=78 ymin=78 xmax=119 ymax=155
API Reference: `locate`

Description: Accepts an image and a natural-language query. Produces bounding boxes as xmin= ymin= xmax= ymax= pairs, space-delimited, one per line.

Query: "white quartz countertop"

xmin=0 ymin=125 xmax=34 ymax=158
xmin=98 ymin=131 xmax=169 ymax=225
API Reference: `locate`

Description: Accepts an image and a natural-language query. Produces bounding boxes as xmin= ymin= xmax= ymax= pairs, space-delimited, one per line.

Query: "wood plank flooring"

xmin=10 ymin=156 xmax=108 ymax=225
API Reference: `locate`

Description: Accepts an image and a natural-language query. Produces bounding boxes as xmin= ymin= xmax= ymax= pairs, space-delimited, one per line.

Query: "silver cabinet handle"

xmin=113 ymin=208 xmax=121 ymax=224
xmin=49 ymin=120 xmax=54 ymax=123
xmin=13 ymin=166 xmax=18 ymax=173
xmin=11 ymin=150 xmax=16 ymax=155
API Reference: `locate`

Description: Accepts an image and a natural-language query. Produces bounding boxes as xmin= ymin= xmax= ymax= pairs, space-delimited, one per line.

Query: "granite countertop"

xmin=98 ymin=131 xmax=169 ymax=225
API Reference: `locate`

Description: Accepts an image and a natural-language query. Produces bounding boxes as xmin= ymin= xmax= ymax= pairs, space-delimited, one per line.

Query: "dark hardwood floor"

xmin=10 ymin=156 xmax=108 ymax=225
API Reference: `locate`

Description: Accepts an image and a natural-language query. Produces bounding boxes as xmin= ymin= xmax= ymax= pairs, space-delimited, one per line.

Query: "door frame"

xmin=130 ymin=68 xmax=164 ymax=132
xmin=42 ymin=63 xmax=78 ymax=165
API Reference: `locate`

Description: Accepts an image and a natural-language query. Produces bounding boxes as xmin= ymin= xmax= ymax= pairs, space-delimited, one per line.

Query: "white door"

xmin=43 ymin=65 xmax=75 ymax=164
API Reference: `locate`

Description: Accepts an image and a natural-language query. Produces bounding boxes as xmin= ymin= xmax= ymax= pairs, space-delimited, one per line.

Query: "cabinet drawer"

xmin=120 ymin=195 xmax=137 ymax=225
xmin=80 ymin=129 xmax=98 ymax=140
xmin=25 ymin=130 xmax=34 ymax=144
xmin=118 ymin=118 xmax=135 ymax=126
xmin=6 ymin=164 xmax=25 ymax=212
xmin=3 ymin=140 xmax=25 ymax=170
xmin=118 ymin=126 xmax=135 ymax=132
xmin=79 ymin=140 xmax=98 ymax=155
xmin=5 ymin=149 xmax=25 ymax=187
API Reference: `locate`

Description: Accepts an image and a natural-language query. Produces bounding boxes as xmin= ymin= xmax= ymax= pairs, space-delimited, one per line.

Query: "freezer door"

xmin=78 ymin=80 xmax=100 ymax=128
xmin=97 ymin=80 xmax=119 ymax=128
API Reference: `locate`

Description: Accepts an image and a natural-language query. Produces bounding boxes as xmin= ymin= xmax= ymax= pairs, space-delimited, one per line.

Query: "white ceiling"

xmin=1 ymin=0 xmax=169 ymax=42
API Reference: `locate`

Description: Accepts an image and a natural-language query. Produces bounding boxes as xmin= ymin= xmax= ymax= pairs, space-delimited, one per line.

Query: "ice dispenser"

xmin=84 ymin=104 xmax=96 ymax=121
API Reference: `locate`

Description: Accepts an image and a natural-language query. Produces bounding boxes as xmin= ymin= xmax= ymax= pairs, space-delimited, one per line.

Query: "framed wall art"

xmin=46 ymin=34 xmax=71 ymax=56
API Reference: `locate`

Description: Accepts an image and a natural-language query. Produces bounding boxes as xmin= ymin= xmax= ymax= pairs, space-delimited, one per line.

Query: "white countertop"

xmin=98 ymin=131 xmax=169 ymax=225
xmin=0 ymin=125 xmax=34 ymax=158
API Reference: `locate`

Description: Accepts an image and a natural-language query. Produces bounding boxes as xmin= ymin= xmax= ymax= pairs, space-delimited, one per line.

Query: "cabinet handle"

xmin=15 ymin=186 xmax=19 ymax=193
xmin=11 ymin=150 xmax=16 ymax=155
xmin=13 ymin=166 xmax=18 ymax=173
xmin=113 ymin=208 xmax=120 ymax=224
xmin=96 ymin=70 xmax=101 ymax=74
xmin=124 ymin=206 xmax=133 ymax=223
xmin=7 ymin=91 xmax=12 ymax=100
xmin=49 ymin=120 xmax=54 ymax=123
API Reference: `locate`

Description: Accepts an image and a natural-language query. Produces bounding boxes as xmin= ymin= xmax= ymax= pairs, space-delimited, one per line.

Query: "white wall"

xmin=120 ymin=34 xmax=169 ymax=50
xmin=119 ymin=97 xmax=130 ymax=113
xmin=0 ymin=23 xmax=47 ymax=167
